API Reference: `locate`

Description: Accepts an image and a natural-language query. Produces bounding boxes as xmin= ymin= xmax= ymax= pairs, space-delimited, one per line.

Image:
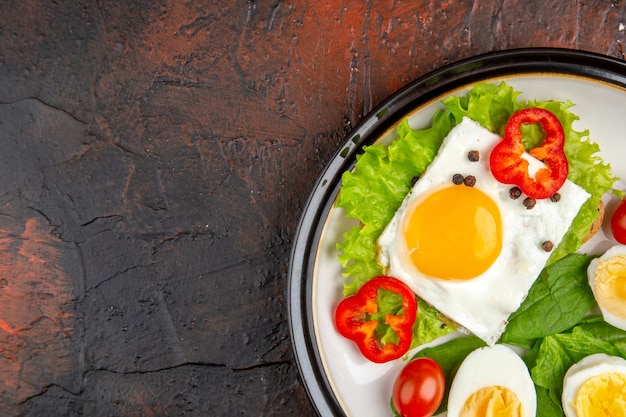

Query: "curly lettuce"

xmin=336 ymin=81 xmax=621 ymax=347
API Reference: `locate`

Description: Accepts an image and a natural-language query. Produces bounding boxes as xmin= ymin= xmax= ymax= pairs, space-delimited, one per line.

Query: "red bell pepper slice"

xmin=334 ymin=276 xmax=417 ymax=363
xmin=489 ymin=107 xmax=568 ymax=199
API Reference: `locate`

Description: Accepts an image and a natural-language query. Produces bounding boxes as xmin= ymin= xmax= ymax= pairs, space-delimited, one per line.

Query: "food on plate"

xmin=587 ymin=245 xmax=626 ymax=331
xmin=377 ymin=115 xmax=589 ymax=345
xmin=611 ymin=197 xmax=626 ymax=244
xmin=334 ymin=276 xmax=416 ymax=363
xmin=561 ymin=353 xmax=626 ymax=416
xmin=391 ymin=357 xmax=445 ymax=417
xmin=447 ymin=344 xmax=536 ymax=417
xmin=332 ymin=81 xmax=624 ymax=416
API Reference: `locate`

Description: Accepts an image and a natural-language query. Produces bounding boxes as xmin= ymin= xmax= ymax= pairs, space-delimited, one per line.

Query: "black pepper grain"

xmin=542 ymin=241 xmax=554 ymax=252
xmin=452 ymin=173 xmax=464 ymax=185
xmin=523 ymin=197 xmax=536 ymax=210
xmin=411 ymin=176 xmax=419 ymax=187
xmin=550 ymin=193 xmax=561 ymax=203
xmin=509 ymin=187 xmax=522 ymax=200
xmin=464 ymin=175 xmax=476 ymax=187
xmin=468 ymin=150 xmax=480 ymax=162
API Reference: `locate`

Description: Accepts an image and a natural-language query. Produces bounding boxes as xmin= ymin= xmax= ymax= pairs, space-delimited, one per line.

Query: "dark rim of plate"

xmin=287 ymin=47 xmax=626 ymax=417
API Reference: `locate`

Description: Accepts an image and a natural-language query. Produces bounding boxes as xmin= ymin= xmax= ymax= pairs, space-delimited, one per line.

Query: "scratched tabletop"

xmin=1 ymin=1 xmax=626 ymax=416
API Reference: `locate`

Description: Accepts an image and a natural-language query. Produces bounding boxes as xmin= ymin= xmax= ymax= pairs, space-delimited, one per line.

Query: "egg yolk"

xmin=403 ymin=185 xmax=502 ymax=280
xmin=592 ymin=254 xmax=626 ymax=319
xmin=573 ymin=372 xmax=626 ymax=416
xmin=460 ymin=386 xmax=523 ymax=417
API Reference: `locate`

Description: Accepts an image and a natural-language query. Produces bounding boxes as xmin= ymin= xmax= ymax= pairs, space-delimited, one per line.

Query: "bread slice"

xmin=583 ymin=200 xmax=605 ymax=243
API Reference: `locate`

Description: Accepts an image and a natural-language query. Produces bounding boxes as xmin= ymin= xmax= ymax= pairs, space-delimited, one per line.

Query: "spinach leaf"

xmin=555 ymin=326 xmax=622 ymax=360
xmin=576 ymin=319 xmax=626 ymax=357
xmin=536 ymin=386 xmax=564 ymax=417
xmin=531 ymin=336 xmax=576 ymax=396
xmin=500 ymin=253 xmax=595 ymax=348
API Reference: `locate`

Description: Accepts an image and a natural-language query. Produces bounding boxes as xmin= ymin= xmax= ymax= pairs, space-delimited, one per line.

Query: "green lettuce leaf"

xmin=413 ymin=298 xmax=456 ymax=346
xmin=376 ymin=296 xmax=457 ymax=348
xmin=443 ymin=81 xmax=519 ymax=134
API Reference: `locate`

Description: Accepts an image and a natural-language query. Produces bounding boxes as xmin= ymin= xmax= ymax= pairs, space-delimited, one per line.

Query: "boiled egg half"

xmin=562 ymin=353 xmax=626 ymax=416
xmin=377 ymin=117 xmax=590 ymax=344
xmin=447 ymin=344 xmax=536 ymax=417
xmin=587 ymin=245 xmax=626 ymax=331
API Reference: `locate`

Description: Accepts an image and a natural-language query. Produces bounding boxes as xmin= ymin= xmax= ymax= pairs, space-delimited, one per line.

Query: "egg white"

xmin=447 ymin=344 xmax=537 ymax=417
xmin=562 ymin=353 xmax=626 ymax=417
xmin=377 ymin=117 xmax=590 ymax=345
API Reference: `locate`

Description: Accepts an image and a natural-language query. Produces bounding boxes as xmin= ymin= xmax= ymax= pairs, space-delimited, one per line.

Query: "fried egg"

xmin=587 ymin=245 xmax=626 ymax=331
xmin=447 ymin=344 xmax=537 ymax=417
xmin=562 ymin=353 xmax=626 ymax=417
xmin=377 ymin=117 xmax=590 ymax=344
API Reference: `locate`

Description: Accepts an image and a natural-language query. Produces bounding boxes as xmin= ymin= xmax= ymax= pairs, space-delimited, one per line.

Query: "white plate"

xmin=289 ymin=48 xmax=626 ymax=417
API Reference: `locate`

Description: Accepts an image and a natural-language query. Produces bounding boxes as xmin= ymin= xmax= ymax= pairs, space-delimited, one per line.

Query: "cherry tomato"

xmin=612 ymin=198 xmax=626 ymax=244
xmin=392 ymin=357 xmax=445 ymax=417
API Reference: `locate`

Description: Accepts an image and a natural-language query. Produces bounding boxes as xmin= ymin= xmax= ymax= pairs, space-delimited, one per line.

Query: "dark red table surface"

xmin=1 ymin=1 xmax=626 ymax=416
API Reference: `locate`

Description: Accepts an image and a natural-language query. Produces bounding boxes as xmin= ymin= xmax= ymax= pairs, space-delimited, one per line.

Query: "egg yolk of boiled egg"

xmin=591 ymin=253 xmax=626 ymax=318
xmin=459 ymin=386 xmax=523 ymax=417
xmin=572 ymin=372 xmax=626 ymax=416
xmin=403 ymin=185 xmax=502 ymax=279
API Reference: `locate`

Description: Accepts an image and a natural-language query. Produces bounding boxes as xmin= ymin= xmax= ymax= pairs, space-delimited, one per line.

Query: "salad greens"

xmin=336 ymin=81 xmax=620 ymax=348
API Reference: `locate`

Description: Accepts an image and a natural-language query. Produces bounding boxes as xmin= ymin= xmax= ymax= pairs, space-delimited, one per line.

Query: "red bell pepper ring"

xmin=334 ymin=276 xmax=417 ymax=363
xmin=489 ymin=107 xmax=569 ymax=199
